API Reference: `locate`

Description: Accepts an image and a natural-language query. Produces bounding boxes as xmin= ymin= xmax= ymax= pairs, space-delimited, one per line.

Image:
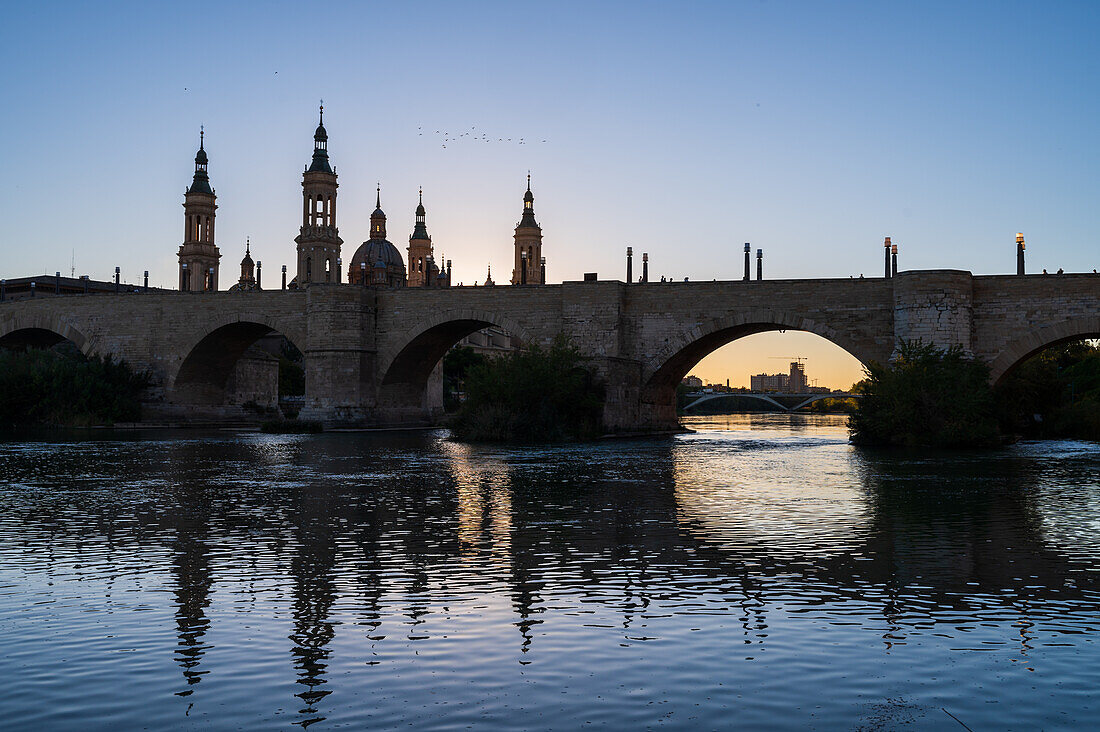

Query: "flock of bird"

xmin=420 ymin=126 xmax=548 ymax=149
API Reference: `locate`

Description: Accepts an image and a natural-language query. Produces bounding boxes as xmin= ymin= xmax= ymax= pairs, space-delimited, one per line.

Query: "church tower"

xmin=511 ymin=174 xmax=544 ymax=284
xmin=294 ymin=104 xmax=342 ymax=285
xmin=407 ymin=188 xmax=436 ymax=287
xmin=237 ymin=238 xmax=256 ymax=290
xmin=178 ymin=128 xmax=221 ymax=291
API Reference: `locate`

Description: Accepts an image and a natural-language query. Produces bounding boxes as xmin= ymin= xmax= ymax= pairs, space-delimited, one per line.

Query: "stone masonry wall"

xmin=3 ymin=271 xmax=1097 ymax=429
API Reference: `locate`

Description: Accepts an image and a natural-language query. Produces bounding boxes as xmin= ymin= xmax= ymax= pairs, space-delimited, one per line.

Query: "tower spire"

xmin=179 ymin=129 xmax=220 ymax=291
xmin=513 ymin=174 xmax=543 ymax=284
xmin=376 ymin=184 xmax=381 ymax=210
xmin=297 ymin=103 xmax=342 ymax=285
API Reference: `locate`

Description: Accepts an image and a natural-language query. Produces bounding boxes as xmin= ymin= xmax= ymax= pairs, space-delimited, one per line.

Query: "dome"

xmin=195 ymin=147 xmax=208 ymax=165
xmin=350 ymin=237 xmax=406 ymax=280
xmin=314 ymin=123 xmax=328 ymax=142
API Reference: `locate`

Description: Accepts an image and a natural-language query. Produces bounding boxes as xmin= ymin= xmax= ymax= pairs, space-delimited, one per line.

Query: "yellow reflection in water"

xmin=672 ymin=415 xmax=873 ymax=560
xmin=440 ymin=440 xmax=513 ymax=558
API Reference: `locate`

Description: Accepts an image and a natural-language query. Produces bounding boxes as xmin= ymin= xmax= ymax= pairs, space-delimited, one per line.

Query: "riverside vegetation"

xmin=448 ymin=336 xmax=604 ymax=443
xmin=0 ymin=347 xmax=149 ymax=427
xmin=850 ymin=338 xmax=1100 ymax=447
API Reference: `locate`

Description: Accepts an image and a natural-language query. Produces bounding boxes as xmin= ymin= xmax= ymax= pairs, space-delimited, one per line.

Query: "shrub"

xmin=995 ymin=340 xmax=1100 ymax=441
xmin=0 ymin=348 xmax=150 ymax=427
xmin=849 ymin=340 xmax=999 ymax=447
xmin=449 ymin=335 xmax=604 ymax=442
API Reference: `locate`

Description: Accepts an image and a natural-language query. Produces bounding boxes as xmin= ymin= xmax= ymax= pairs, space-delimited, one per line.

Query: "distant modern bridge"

xmin=682 ymin=391 xmax=860 ymax=413
xmin=1 ymin=270 xmax=1098 ymax=431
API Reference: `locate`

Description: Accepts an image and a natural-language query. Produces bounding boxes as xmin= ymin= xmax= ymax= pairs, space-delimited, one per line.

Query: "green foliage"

xmin=278 ymin=338 xmax=305 ymax=396
xmin=443 ymin=345 xmax=489 ymax=382
xmin=278 ymin=356 xmax=305 ymax=396
xmin=849 ymin=340 xmax=999 ymax=447
xmin=449 ymin=335 xmax=604 ymax=442
xmin=442 ymin=346 xmax=489 ymax=412
xmin=808 ymin=397 xmax=859 ymax=414
xmin=675 ymin=382 xmax=693 ymax=412
xmin=995 ymin=340 xmax=1100 ymax=440
xmin=0 ymin=348 xmax=150 ymax=427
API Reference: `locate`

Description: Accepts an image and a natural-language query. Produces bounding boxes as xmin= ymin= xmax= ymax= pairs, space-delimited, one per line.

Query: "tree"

xmin=849 ymin=340 xmax=998 ymax=447
xmin=449 ymin=335 xmax=604 ymax=442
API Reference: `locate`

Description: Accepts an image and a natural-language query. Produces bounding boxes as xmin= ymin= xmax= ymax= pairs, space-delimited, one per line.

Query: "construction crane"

xmin=768 ymin=356 xmax=805 ymax=366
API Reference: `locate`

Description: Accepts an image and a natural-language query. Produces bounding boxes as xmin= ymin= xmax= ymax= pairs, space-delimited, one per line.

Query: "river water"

xmin=1 ymin=414 xmax=1098 ymax=730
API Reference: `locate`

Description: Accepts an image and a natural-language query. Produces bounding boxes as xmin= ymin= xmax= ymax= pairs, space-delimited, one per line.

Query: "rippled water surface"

xmin=1 ymin=414 xmax=1099 ymax=730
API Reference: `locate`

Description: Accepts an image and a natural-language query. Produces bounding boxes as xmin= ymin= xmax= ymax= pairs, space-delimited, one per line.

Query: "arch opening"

xmin=0 ymin=327 xmax=78 ymax=352
xmin=378 ymin=318 xmax=525 ymax=424
xmin=173 ymin=322 xmax=305 ymax=420
xmin=643 ymin=321 xmax=868 ymax=427
xmin=990 ymin=319 xmax=1100 ymax=386
xmin=993 ymin=328 xmax=1100 ymax=441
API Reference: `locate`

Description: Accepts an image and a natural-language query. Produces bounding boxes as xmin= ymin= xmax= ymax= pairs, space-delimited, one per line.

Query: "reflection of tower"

xmin=178 ymin=129 xmax=220 ymax=291
xmin=288 ymin=501 xmax=337 ymax=725
xmin=511 ymin=175 xmax=544 ymax=284
xmin=294 ymin=104 xmax=342 ymax=286
xmin=171 ymin=524 xmax=213 ymax=695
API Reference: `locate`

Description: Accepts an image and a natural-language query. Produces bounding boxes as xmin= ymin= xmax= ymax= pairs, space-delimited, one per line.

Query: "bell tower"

xmin=511 ymin=174 xmax=544 ymax=284
xmin=407 ymin=188 xmax=435 ymax=287
xmin=178 ymin=128 xmax=221 ymax=291
xmin=295 ymin=103 xmax=342 ymax=285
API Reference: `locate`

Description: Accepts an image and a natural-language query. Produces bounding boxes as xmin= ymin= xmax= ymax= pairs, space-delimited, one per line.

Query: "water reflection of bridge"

xmin=3 ymin=431 xmax=1098 ymax=726
xmin=682 ymin=391 xmax=860 ymax=412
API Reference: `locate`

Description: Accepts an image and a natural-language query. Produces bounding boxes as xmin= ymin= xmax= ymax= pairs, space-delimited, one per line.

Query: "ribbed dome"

xmin=350 ymin=238 xmax=406 ymax=276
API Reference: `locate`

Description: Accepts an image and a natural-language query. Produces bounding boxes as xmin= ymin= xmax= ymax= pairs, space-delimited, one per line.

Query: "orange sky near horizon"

xmin=686 ymin=331 xmax=866 ymax=391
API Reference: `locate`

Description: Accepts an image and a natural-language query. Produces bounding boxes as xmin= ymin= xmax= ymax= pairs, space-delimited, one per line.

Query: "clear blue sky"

xmin=1 ymin=1 xmax=1097 ymax=384
xmin=2 ymin=0 xmax=1097 ymax=285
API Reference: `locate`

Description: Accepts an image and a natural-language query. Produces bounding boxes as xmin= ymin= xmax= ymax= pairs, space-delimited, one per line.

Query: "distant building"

xmin=750 ymin=373 xmax=788 ymax=392
xmin=788 ymin=360 xmax=807 ymax=392
xmin=751 ymin=360 xmax=813 ymax=392
xmin=458 ymin=326 xmax=522 ymax=358
xmin=682 ymin=375 xmax=703 ymax=389
xmin=0 ymin=274 xmax=161 ymax=301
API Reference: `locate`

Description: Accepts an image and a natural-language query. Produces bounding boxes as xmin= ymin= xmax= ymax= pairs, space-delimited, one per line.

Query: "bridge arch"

xmin=988 ymin=315 xmax=1100 ymax=385
xmin=170 ymin=313 xmax=306 ymax=415
xmin=376 ymin=309 xmax=534 ymax=423
xmin=640 ymin=310 xmax=874 ymax=427
xmin=0 ymin=313 xmax=99 ymax=356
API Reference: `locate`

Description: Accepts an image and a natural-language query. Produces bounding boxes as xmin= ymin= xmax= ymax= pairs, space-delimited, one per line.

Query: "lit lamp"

xmin=1016 ymin=232 xmax=1026 ymax=276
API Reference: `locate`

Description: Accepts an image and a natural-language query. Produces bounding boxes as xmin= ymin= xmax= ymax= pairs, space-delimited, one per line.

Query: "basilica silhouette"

xmin=176 ymin=106 xmax=545 ymax=292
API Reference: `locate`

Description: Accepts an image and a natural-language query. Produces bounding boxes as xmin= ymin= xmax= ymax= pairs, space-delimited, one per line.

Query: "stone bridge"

xmin=1 ymin=270 xmax=1098 ymax=431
